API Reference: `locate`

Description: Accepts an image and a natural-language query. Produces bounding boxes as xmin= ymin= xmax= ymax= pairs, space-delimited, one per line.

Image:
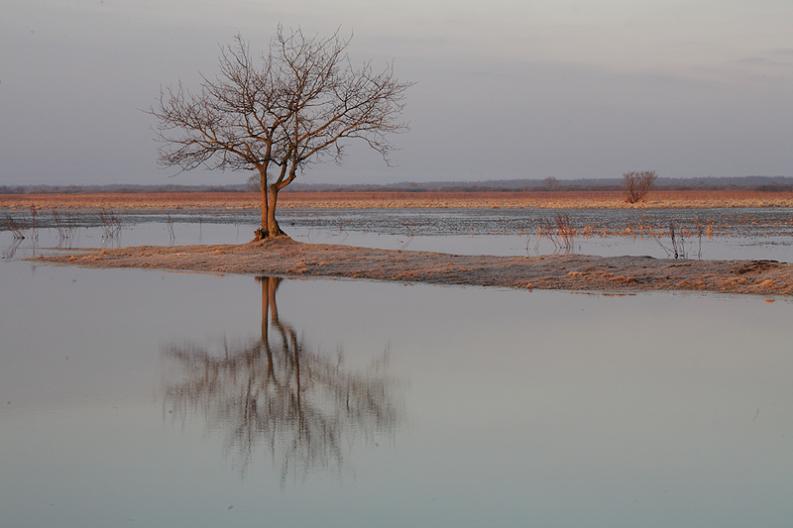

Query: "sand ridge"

xmin=34 ymin=238 xmax=793 ymax=297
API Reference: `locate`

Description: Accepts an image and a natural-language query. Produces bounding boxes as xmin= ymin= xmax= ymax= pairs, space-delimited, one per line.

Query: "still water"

xmin=3 ymin=206 xmax=793 ymax=261
xmin=2 ymin=215 xmax=793 ymax=527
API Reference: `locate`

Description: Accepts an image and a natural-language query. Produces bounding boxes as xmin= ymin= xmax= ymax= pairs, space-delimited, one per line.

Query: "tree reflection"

xmin=162 ymin=277 xmax=399 ymax=483
xmin=2 ymin=238 xmax=23 ymax=260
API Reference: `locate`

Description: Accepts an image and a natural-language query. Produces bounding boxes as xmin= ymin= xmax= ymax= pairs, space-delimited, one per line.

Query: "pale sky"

xmin=1 ymin=0 xmax=791 ymax=185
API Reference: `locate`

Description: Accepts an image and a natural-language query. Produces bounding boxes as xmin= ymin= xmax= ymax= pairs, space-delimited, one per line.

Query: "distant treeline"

xmin=2 ymin=176 xmax=793 ymax=194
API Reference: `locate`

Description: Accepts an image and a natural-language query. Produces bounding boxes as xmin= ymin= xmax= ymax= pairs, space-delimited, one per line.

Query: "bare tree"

xmin=151 ymin=27 xmax=411 ymax=239
xmin=623 ymin=170 xmax=657 ymax=203
xmin=265 ymin=29 xmax=411 ymax=236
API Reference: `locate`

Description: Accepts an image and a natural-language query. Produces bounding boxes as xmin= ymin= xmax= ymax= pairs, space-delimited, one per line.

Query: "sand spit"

xmin=4 ymin=190 xmax=793 ymax=210
xmin=35 ymin=239 xmax=793 ymax=297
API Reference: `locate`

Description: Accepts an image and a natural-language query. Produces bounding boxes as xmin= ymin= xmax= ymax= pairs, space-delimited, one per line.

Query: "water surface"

xmin=1 ymin=247 xmax=792 ymax=526
xmin=3 ymin=206 xmax=793 ymax=261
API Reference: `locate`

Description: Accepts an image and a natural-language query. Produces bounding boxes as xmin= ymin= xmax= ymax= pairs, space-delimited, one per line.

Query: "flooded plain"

xmin=2 ymin=206 xmax=793 ymax=261
xmin=1 ymin=212 xmax=793 ymax=527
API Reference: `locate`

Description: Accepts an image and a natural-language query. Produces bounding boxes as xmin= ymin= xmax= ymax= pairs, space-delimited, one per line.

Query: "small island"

xmin=36 ymin=238 xmax=793 ymax=297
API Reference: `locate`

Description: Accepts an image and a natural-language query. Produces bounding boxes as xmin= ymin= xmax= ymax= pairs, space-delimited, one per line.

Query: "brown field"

xmin=36 ymin=238 xmax=793 ymax=297
xmin=3 ymin=189 xmax=793 ymax=210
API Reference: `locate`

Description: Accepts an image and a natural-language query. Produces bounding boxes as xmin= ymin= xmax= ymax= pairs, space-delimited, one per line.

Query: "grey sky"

xmin=1 ymin=0 xmax=791 ymax=185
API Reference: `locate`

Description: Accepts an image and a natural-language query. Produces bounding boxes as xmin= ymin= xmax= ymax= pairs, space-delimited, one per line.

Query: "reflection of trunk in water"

xmin=163 ymin=277 xmax=398 ymax=483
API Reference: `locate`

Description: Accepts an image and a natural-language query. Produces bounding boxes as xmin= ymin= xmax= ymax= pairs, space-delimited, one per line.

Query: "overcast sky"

xmin=1 ymin=0 xmax=792 ymax=185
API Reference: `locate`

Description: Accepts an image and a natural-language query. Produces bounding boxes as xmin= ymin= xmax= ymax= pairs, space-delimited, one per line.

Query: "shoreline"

xmin=33 ymin=238 xmax=793 ymax=297
xmin=4 ymin=189 xmax=793 ymax=210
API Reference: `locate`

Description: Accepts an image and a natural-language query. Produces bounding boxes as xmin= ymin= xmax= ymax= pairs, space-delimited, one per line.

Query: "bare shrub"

xmin=694 ymin=217 xmax=704 ymax=260
xmin=543 ymin=176 xmax=560 ymax=191
xmin=670 ymin=222 xmax=686 ymax=259
xmin=556 ymin=214 xmax=576 ymax=252
xmin=653 ymin=221 xmax=690 ymax=260
xmin=539 ymin=214 xmax=576 ymax=253
xmin=98 ymin=209 xmax=122 ymax=241
xmin=399 ymin=222 xmax=415 ymax=249
xmin=29 ymin=207 xmax=39 ymax=242
xmin=51 ymin=210 xmax=75 ymax=246
xmin=623 ymin=170 xmax=657 ymax=203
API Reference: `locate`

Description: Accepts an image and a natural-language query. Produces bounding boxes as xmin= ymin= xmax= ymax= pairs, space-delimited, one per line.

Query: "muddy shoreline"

xmin=34 ymin=239 xmax=793 ymax=297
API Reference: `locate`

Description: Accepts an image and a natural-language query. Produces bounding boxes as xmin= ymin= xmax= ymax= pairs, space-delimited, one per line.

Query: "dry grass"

xmin=4 ymin=189 xmax=793 ymax=210
xmin=33 ymin=238 xmax=793 ymax=297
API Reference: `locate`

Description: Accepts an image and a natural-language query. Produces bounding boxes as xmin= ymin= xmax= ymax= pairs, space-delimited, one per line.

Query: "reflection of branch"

xmin=2 ymin=238 xmax=23 ymax=260
xmin=2 ymin=215 xmax=26 ymax=239
xmin=162 ymin=277 xmax=398 ymax=484
xmin=51 ymin=210 xmax=75 ymax=248
xmin=165 ymin=215 xmax=176 ymax=244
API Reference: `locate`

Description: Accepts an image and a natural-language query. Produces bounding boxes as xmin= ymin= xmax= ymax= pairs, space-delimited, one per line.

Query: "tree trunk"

xmin=254 ymin=170 xmax=269 ymax=240
xmin=266 ymin=184 xmax=287 ymax=238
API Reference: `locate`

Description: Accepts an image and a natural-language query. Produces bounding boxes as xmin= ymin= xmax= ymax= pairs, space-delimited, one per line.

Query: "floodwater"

xmin=2 ymin=206 xmax=793 ymax=261
xmin=1 ymin=215 xmax=793 ymax=527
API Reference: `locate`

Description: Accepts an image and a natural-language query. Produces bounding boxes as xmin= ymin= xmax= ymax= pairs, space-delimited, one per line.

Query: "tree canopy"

xmin=151 ymin=27 xmax=411 ymax=238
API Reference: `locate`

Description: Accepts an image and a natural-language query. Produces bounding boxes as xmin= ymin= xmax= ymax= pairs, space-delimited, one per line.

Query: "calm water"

xmin=1 ymin=218 xmax=793 ymax=527
xmin=2 ymin=206 xmax=793 ymax=261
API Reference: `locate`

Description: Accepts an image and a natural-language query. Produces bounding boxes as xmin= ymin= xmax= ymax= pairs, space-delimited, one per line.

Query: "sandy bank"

xmin=4 ymin=190 xmax=793 ymax=210
xmin=35 ymin=239 xmax=793 ymax=297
